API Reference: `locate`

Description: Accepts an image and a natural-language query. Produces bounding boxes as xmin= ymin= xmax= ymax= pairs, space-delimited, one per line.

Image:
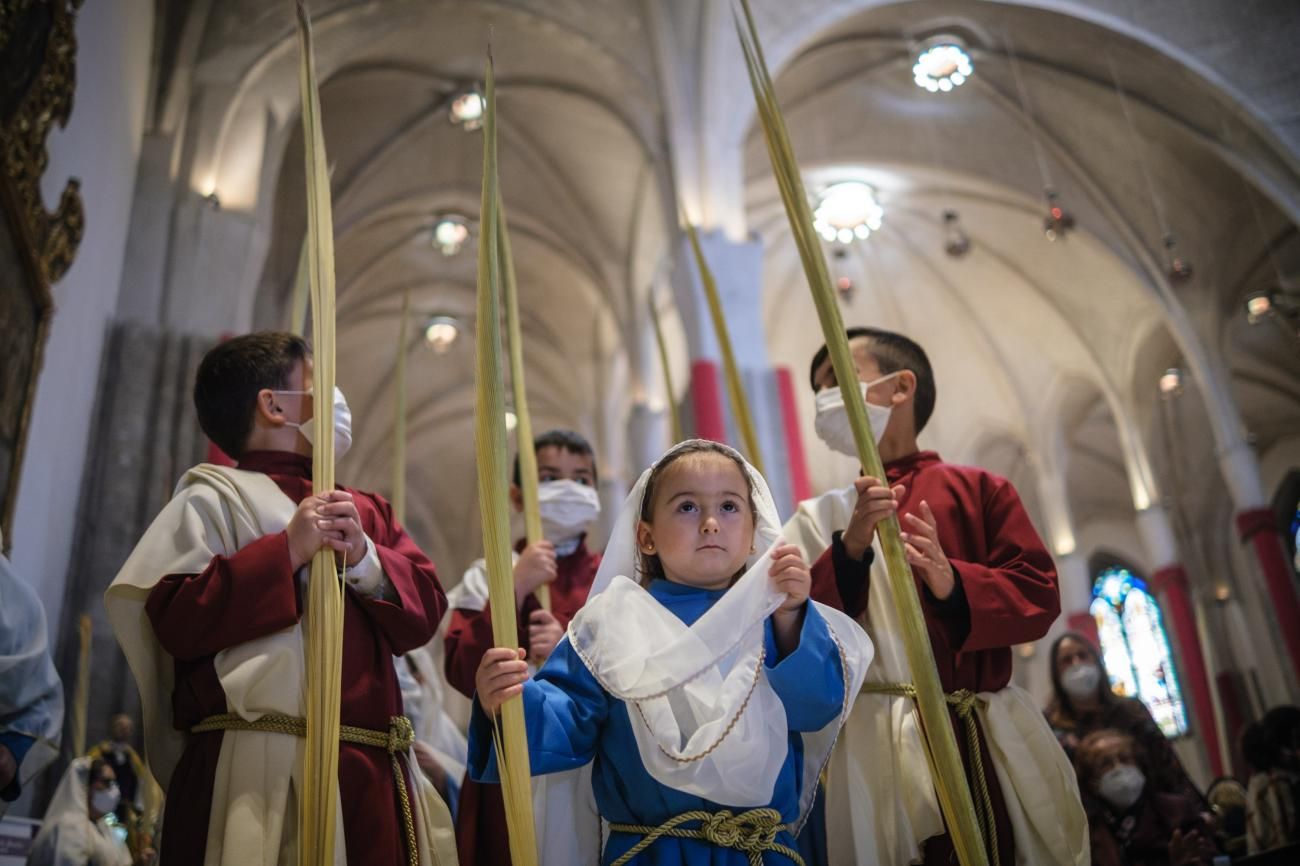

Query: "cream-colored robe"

xmin=104 ymin=463 xmax=456 ymax=866
xmin=784 ymin=486 xmax=1089 ymax=866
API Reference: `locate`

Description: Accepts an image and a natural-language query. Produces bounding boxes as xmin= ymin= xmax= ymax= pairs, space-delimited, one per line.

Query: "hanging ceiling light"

xmin=1164 ymin=234 xmax=1194 ymax=284
xmin=1042 ymin=189 xmax=1075 ymax=241
xmin=1158 ymin=367 xmax=1183 ymax=397
xmin=424 ymin=315 xmax=460 ymax=353
xmin=449 ymin=88 xmax=485 ymax=130
xmin=913 ymin=38 xmax=973 ymax=93
xmin=431 ymin=214 xmax=471 ymax=256
xmin=814 ymin=181 xmax=884 ymax=245
xmin=942 ymin=210 xmax=970 ymax=258
xmin=1245 ymin=290 xmax=1274 ymax=323
xmin=835 ymin=275 xmax=854 ymax=303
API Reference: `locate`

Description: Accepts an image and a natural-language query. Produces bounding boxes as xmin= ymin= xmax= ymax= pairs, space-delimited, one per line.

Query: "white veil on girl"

xmin=566 ymin=440 xmax=873 ymax=828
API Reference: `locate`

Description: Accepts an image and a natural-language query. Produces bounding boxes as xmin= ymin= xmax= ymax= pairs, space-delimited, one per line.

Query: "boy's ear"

xmin=635 ymin=521 xmax=656 ymax=554
xmin=509 ymin=484 xmax=523 ymax=513
xmin=892 ymin=370 xmax=917 ymax=408
xmin=254 ymin=389 xmax=285 ymax=426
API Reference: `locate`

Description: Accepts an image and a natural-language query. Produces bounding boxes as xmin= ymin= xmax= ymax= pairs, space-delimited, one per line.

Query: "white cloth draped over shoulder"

xmin=104 ymin=463 xmax=454 ymax=866
xmin=567 ymin=440 xmax=875 ymax=830
xmin=0 ymin=534 xmax=63 ymax=817
xmin=783 ymin=486 xmax=1089 ymax=866
xmin=27 ymin=757 xmax=132 ymax=866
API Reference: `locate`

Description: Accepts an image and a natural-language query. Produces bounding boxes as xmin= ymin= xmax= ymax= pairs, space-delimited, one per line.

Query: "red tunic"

xmin=144 ymin=450 xmax=447 ymax=866
xmin=810 ymin=450 xmax=1060 ymax=866
xmin=443 ymin=541 xmax=601 ymax=866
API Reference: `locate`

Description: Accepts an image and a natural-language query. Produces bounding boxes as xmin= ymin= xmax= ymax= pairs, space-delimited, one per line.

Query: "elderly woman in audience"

xmin=1075 ymin=728 xmax=1216 ymax=866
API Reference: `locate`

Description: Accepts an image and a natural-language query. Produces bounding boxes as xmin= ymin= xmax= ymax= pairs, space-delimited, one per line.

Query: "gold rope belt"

xmin=861 ymin=681 xmax=1000 ymax=866
xmin=192 ymin=712 xmax=419 ymax=866
xmin=608 ymin=807 xmax=804 ymax=866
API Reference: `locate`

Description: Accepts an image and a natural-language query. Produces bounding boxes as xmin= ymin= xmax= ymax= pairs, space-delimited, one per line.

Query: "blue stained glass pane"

xmin=1091 ymin=567 xmax=1189 ymax=738
xmin=1291 ymin=506 xmax=1300 ymax=573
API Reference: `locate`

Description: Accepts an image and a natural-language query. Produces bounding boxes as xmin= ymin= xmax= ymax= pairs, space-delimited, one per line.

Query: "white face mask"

xmin=813 ymin=373 xmax=899 ymax=457
xmin=275 ymin=386 xmax=353 ymax=458
xmin=1097 ymin=764 xmax=1145 ymax=810
xmin=91 ymin=784 xmax=121 ymax=816
xmin=1061 ymin=662 xmax=1102 ymax=700
xmin=536 ymin=480 xmax=601 ymax=546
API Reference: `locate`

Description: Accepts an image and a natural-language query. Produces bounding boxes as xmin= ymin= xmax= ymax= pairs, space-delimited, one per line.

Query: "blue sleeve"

xmin=467 ymin=636 xmax=609 ymax=782
xmin=763 ymin=604 xmax=846 ymax=732
xmin=0 ymin=732 xmax=35 ymax=801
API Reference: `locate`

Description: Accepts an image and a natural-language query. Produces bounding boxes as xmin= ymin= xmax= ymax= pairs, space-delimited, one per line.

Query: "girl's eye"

xmin=677 ymin=501 xmax=698 ymax=513
xmin=720 ymin=499 xmax=740 ymax=513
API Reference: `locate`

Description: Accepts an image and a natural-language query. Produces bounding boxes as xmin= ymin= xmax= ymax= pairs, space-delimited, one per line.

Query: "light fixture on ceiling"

xmin=1164 ymin=234 xmax=1194 ymax=284
xmin=1158 ymin=367 xmax=1183 ymax=397
xmin=814 ymin=181 xmax=884 ymax=245
xmin=424 ymin=315 xmax=460 ymax=353
xmin=913 ymin=37 xmax=973 ymax=93
xmin=942 ymin=210 xmax=970 ymax=258
xmin=1245 ymin=290 xmax=1273 ymax=322
xmin=504 ymin=409 xmax=518 ymax=432
xmin=431 ymin=214 xmax=471 ymax=256
xmin=449 ymin=88 xmax=485 ymax=130
xmin=1042 ymin=189 xmax=1075 ymax=242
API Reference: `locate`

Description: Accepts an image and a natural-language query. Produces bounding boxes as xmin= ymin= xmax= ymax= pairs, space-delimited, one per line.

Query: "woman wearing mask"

xmin=27 ymin=757 xmax=140 ymax=866
xmin=1046 ymin=632 xmax=1203 ymax=805
xmin=1075 ymin=729 xmax=1216 ymax=866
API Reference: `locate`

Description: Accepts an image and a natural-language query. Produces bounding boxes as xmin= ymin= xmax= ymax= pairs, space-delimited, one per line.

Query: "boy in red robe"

xmin=786 ymin=326 xmax=1087 ymax=865
xmin=106 ymin=331 xmax=454 ymax=865
xmin=444 ymin=429 xmax=603 ymax=866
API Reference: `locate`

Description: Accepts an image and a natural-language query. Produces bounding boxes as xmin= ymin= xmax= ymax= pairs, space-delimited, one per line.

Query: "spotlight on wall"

xmin=1042 ymin=190 xmax=1075 ymax=242
xmin=431 ymin=215 xmax=471 ymax=256
xmin=1164 ymin=234 xmax=1194 ymax=284
xmin=449 ymin=88 xmax=485 ymax=131
xmin=1158 ymin=367 xmax=1183 ymax=397
xmin=836 ymin=275 xmax=854 ymax=303
xmin=913 ymin=37 xmax=973 ymax=93
xmin=424 ymin=315 xmax=461 ymax=354
xmin=943 ymin=210 xmax=970 ymax=258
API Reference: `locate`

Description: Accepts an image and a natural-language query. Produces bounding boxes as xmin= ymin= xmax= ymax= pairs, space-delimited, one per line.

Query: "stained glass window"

xmin=1290 ymin=505 xmax=1300 ymax=574
xmin=1090 ymin=566 xmax=1189 ymax=737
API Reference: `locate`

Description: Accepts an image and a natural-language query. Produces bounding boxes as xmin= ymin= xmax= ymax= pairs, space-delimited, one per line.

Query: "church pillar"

xmin=669 ymin=229 xmax=795 ymax=513
xmin=1033 ymin=463 xmax=1095 ymax=644
xmin=1234 ymin=505 xmax=1300 ymax=683
xmin=1137 ymin=506 xmax=1226 ymax=776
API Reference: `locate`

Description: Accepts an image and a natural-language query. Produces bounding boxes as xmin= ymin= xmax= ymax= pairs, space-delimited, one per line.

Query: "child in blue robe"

xmin=469 ymin=440 xmax=874 ymax=865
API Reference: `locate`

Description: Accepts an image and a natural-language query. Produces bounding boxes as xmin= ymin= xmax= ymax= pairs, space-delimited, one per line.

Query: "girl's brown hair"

xmin=635 ymin=440 xmax=757 ymax=585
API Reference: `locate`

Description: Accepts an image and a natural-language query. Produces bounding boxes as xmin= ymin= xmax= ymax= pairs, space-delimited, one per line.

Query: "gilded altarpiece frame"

xmin=0 ymin=0 xmax=84 ymax=554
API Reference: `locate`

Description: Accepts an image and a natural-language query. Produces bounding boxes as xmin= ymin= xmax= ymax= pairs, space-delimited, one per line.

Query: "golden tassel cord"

xmin=731 ymin=2 xmax=988 ymax=864
xmin=648 ymin=296 xmax=684 ymax=445
xmin=499 ymin=197 xmax=548 ymax=610
xmin=295 ymin=3 xmax=345 ymax=864
xmin=71 ymin=613 xmax=91 ymax=756
xmin=475 ymin=49 xmax=541 ymax=866
xmin=393 ymin=289 xmax=410 ymax=525
xmin=684 ymin=221 xmax=764 ymax=474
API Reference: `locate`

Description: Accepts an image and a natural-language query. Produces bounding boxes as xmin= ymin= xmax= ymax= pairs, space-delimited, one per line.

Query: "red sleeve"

xmin=145 ymin=531 xmax=301 ymax=661
xmin=443 ymin=597 xmax=535 ymax=699
xmin=353 ymin=490 xmax=448 ymax=656
xmin=809 ymin=532 xmax=873 ymax=618
xmin=949 ymin=477 xmax=1060 ymax=653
